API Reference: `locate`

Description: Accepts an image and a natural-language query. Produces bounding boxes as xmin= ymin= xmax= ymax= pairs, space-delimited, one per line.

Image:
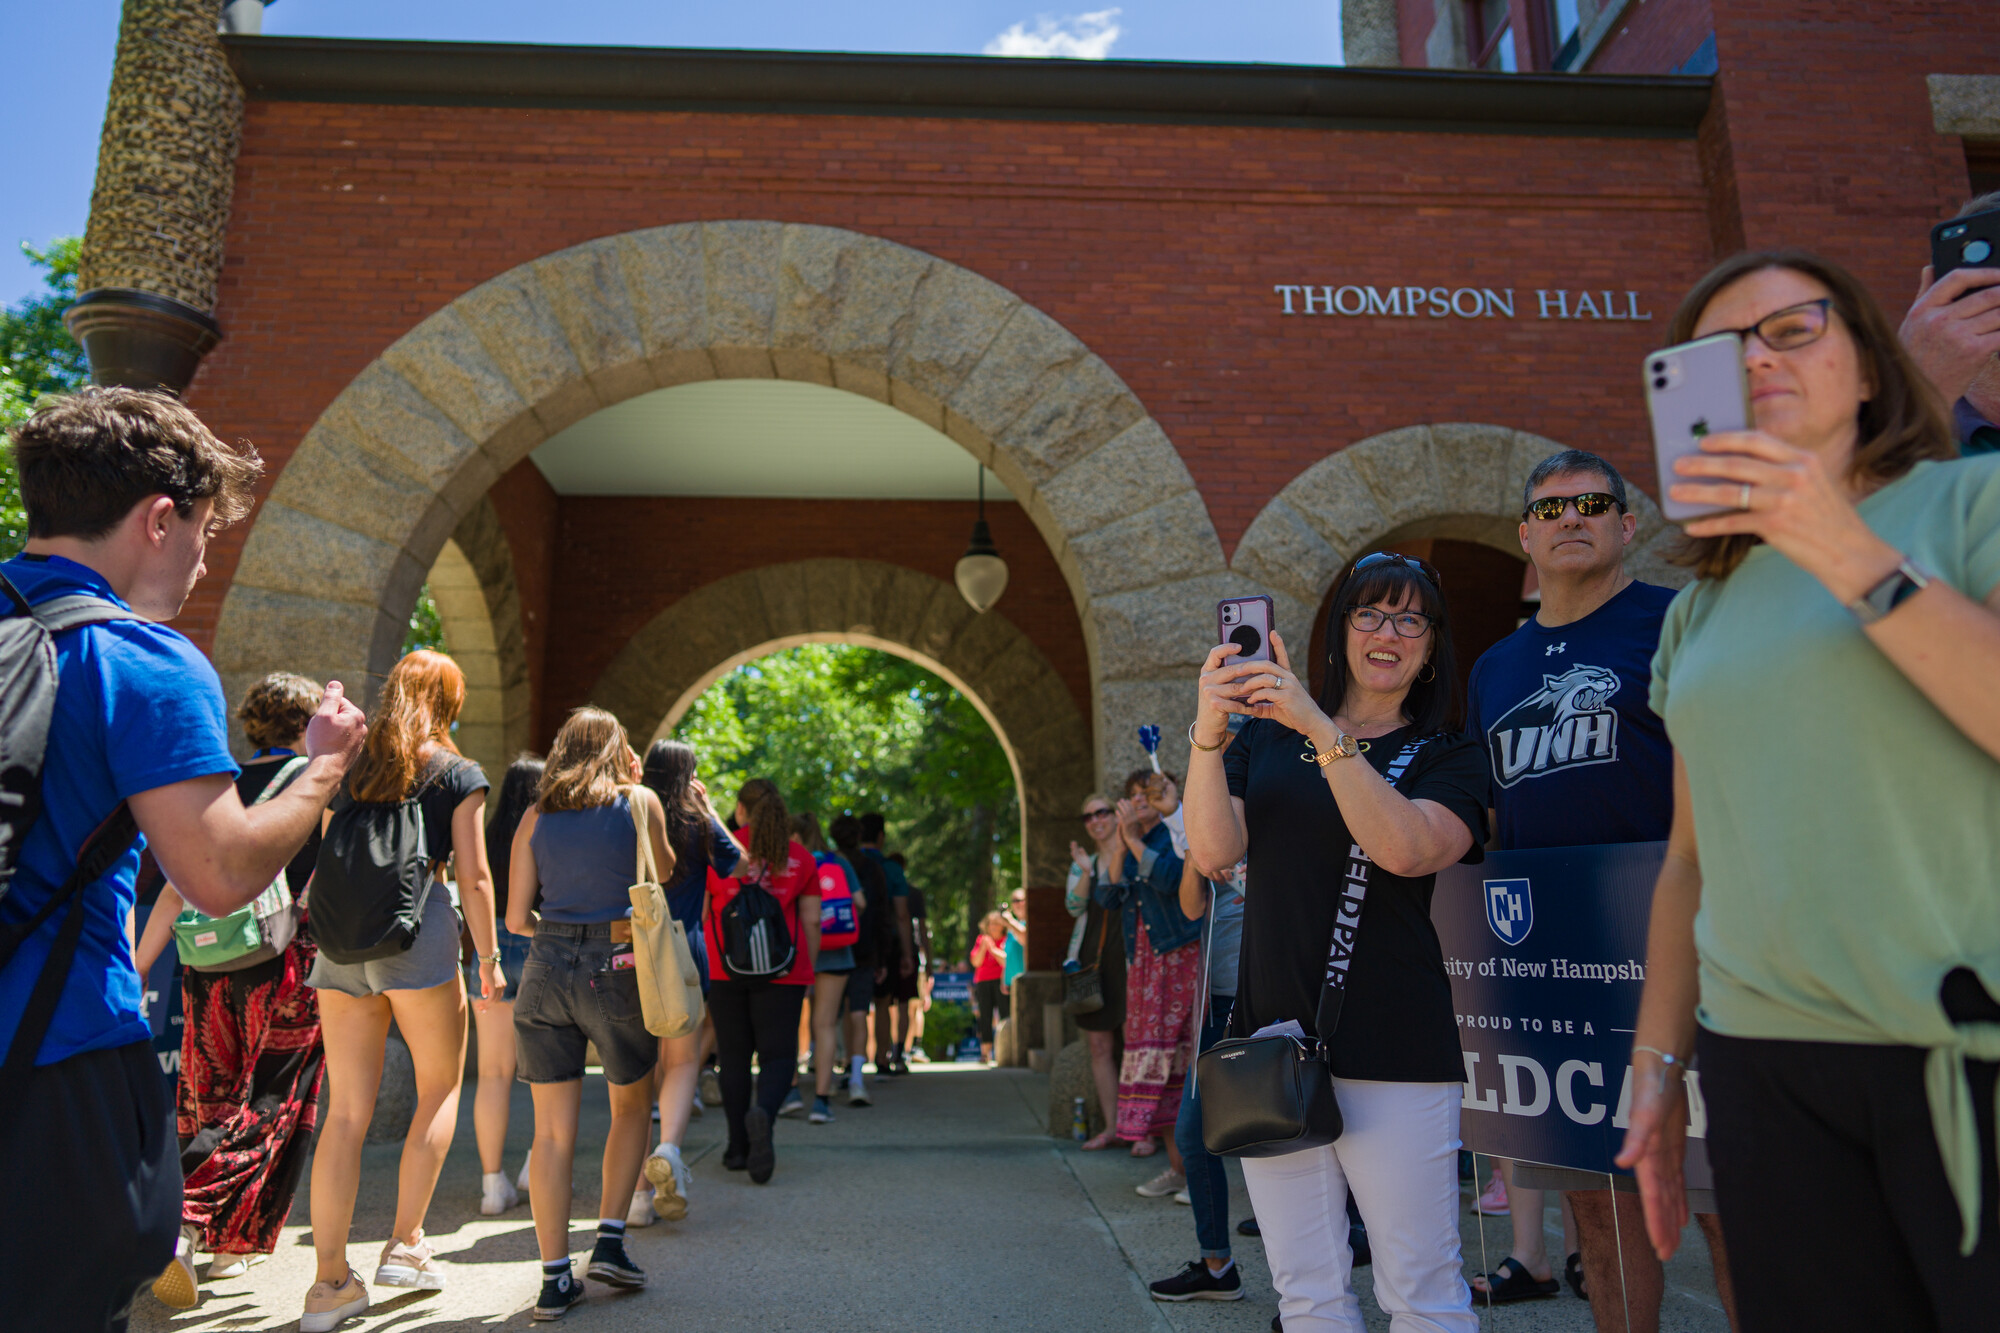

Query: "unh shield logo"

xmin=1484 ymin=877 xmax=1533 ymax=946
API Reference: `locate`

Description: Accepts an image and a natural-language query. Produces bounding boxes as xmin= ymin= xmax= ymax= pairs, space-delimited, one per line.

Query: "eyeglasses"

xmin=1345 ymin=605 xmax=1436 ymax=638
xmin=1706 ymin=298 xmax=1833 ymax=354
xmin=1525 ymin=492 xmax=1624 ymax=522
xmin=1080 ymin=808 xmax=1115 ymax=822
xmin=1352 ymin=550 xmax=1443 ymax=589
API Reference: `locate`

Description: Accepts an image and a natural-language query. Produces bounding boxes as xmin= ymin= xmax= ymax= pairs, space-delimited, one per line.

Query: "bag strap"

xmin=625 ymin=787 xmax=657 ymax=885
xmin=252 ymin=755 xmax=311 ymax=807
xmin=1311 ymin=735 xmax=1434 ymax=1049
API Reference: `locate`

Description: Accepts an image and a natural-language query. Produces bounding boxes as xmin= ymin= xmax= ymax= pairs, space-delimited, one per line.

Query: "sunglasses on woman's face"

xmin=1080 ymin=808 xmax=1115 ymax=823
xmin=1524 ymin=492 xmax=1624 ymax=522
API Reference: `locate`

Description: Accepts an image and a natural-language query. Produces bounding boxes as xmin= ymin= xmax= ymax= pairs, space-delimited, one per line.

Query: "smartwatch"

xmin=1846 ymin=558 xmax=1932 ymax=625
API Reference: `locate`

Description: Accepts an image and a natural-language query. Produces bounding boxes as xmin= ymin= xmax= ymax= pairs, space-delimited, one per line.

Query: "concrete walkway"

xmin=134 ymin=1063 xmax=1732 ymax=1332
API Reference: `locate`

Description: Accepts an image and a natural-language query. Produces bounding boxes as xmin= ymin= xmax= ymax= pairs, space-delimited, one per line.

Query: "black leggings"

xmin=972 ymin=978 xmax=1004 ymax=1043
xmin=1699 ymin=1029 xmax=2000 ymax=1332
xmin=708 ymin=980 xmax=807 ymax=1150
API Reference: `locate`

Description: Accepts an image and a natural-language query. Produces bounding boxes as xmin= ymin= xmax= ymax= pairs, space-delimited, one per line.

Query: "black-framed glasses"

xmin=1707 ymin=298 xmax=1833 ymax=354
xmin=1345 ymin=605 xmax=1436 ymax=638
xmin=1351 ymin=550 xmax=1443 ymax=589
xmin=1080 ymin=808 xmax=1116 ymax=823
xmin=1525 ymin=491 xmax=1624 ymax=522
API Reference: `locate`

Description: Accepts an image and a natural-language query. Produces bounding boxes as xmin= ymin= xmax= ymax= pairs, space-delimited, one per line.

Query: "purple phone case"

xmin=1216 ymin=595 xmax=1274 ymax=665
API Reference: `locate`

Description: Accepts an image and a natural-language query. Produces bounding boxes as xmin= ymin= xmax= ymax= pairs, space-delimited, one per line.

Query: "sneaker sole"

xmin=586 ymin=1261 xmax=648 ymax=1289
xmin=531 ymin=1292 xmax=585 ymax=1321
xmin=1151 ymin=1286 xmax=1245 ymax=1303
xmin=848 ymin=1094 xmax=871 ymax=1106
xmin=1136 ymin=1186 xmax=1184 ymax=1198
xmin=644 ymin=1153 xmax=689 ymax=1222
xmin=746 ymin=1107 xmax=775 ymax=1184
xmin=777 ymin=1103 xmax=805 ymax=1118
xmin=301 ymin=1293 xmax=370 ymax=1331
xmin=152 ymin=1259 xmax=198 ymax=1310
xmin=809 ymin=1112 xmax=833 ymax=1123
xmin=374 ymin=1264 xmax=447 ymax=1291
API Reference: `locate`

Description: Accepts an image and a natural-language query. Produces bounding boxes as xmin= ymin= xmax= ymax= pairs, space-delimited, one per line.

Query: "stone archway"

xmin=587 ymin=559 xmax=1093 ymax=888
xmin=208 ymin=222 xmax=1226 ymax=784
xmin=1228 ymin=423 xmax=1687 ymax=637
xmin=425 ymin=496 xmax=532 ymax=783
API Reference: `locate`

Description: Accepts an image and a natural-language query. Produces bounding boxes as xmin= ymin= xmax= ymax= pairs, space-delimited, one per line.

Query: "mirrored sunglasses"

xmin=1525 ymin=492 xmax=1623 ymax=522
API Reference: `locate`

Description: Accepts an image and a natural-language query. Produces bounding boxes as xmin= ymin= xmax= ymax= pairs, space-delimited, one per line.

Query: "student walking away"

xmin=468 ymin=754 xmax=543 ymax=1217
xmin=893 ymin=851 xmax=933 ymax=1063
xmin=504 ymin=708 xmax=674 ymax=1319
xmin=971 ymin=912 xmax=1008 ymax=1065
xmin=1619 ymin=250 xmax=2000 ymax=1332
xmin=1067 ymin=793 xmax=1130 ymax=1149
xmin=0 ymin=388 xmax=366 ymax=1333
xmin=1149 ymin=854 xmax=1251 ymax=1302
xmin=1185 ymin=550 xmax=1491 ymax=1333
xmin=130 ymin=673 xmax=334 ymax=1307
xmin=707 ymin=779 xmax=820 ymax=1183
xmin=302 ymin=649 xmax=501 ymax=1331
xmin=1899 ymin=189 xmax=2000 ymax=456
xmin=1097 ymin=768 xmax=1199 ymax=1180
xmin=829 ymin=814 xmax=884 ymax=1104
xmin=1464 ymin=450 xmax=1738 ymax=1328
xmin=794 ymin=811 xmax=860 ymax=1120
xmin=858 ymin=813 xmax=916 ymax=1074
xmin=637 ymin=739 xmax=738 ymax=1222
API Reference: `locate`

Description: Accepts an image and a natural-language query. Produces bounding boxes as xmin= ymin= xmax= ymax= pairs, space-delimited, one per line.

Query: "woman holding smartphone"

xmin=1183 ymin=552 xmax=1489 ymax=1332
xmin=1618 ymin=251 xmax=2000 ymax=1330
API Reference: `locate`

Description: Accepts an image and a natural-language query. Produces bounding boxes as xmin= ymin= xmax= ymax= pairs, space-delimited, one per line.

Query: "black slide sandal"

xmin=1565 ymin=1251 xmax=1587 ymax=1300
xmin=1471 ymin=1257 xmax=1561 ymax=1305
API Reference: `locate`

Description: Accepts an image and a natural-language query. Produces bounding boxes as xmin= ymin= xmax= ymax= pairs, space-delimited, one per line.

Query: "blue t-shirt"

xmin=0 ymin=554 xmax=238 ymax=1067
xmin=1465 ymin=579 xmax=1677 ymax=851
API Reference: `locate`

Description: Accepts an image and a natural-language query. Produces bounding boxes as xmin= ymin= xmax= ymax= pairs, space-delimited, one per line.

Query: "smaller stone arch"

xmin=588 ymin=559 xmax=1094 ymax=887
xmin=1229 ymin=423 xmax=1687 ymax=636
xmin=425 ymin=497 xmax=532 ymax=783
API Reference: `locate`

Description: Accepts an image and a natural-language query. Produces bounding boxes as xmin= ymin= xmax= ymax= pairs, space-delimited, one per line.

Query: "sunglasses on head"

xmin=1351 ymin=550 xmax=1443 ymax=590
xmin=1525 ymin=492 xmax=1624 ymax=522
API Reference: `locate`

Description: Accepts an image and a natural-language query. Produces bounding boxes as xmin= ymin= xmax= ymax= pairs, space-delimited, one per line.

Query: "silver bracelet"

xmin=1632 ymin=1044 xmax=1684 ymax=1068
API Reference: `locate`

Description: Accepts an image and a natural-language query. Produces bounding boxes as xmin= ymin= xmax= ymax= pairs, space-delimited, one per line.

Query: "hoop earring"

xmin=1418 ymin=661 xmax=1437 ymax=683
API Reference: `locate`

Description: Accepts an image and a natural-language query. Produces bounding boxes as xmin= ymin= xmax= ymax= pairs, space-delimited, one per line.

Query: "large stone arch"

xmin=1229 ymin=423 xmax=1687 ymax=635
xmin=425 ymin=496 xmax=532 ymax=783
xmin=208 ymin=221 xmax=1225 ymax=783
xmin=588 ymin=559 xmax=1093 ymax=888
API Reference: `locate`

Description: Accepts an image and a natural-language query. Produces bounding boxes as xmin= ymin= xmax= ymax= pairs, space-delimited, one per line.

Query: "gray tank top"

xmin=529 ymin=796 xmax=637 ymax=924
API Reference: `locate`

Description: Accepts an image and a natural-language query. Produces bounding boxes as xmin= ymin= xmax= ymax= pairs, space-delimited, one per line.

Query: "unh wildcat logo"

xmin=1488 ymin=664 xmax=1621 ymax=788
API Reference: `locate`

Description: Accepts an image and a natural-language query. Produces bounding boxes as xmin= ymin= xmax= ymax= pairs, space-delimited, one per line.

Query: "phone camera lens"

xmin=1967 ymin=238 xmax=1994 ymax=264
xmin=1653 ymin=376 xmax=1669 ymax=390
xmin=1229 ymin=625 xmax=1262 ymax=658
xmin=1650 ymin=360 xmax=1666 ymax=373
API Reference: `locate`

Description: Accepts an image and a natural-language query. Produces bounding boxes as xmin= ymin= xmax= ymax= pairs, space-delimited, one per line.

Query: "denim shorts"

xmin=512 ymin=923 xmax=660 ymax=1087
xmin=307 ymin=893 xmax=462 ymax=998
xmin=464 ymin=924 xmax=533 ymax=1002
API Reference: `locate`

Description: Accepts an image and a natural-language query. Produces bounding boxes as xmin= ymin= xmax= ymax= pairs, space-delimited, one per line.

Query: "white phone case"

xmin=1645 ymin=332 xmax=1751 ymax=524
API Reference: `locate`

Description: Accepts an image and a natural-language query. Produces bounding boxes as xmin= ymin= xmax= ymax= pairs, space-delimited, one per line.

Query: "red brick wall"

xmin=1588 ymin=0 xmax=1714 ymax=76
xmin=180 ymin=98 xmax=1717 ymax=667
xmin=484 ymin=459 xmax=559 ymax=731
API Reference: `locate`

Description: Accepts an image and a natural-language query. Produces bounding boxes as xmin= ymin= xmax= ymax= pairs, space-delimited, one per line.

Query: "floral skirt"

xmin=177 ymin=935 xmax=325 ymax=1255
xmin=1115 ymin=915 xmax=1200 ymax=1141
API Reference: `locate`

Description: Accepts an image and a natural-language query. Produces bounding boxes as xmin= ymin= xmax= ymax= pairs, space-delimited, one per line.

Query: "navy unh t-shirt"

xmin=1465 ymin=580 xmax=1677 ymax=850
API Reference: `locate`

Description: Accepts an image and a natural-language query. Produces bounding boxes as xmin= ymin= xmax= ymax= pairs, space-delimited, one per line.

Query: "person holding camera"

xmin=1899 ymin=189 xmax=2000 ymax=457
xmin=1619 ymin=249 xmax=2000 ymax=1331
xmin=1184 ymin=552 xmax=1490 ymax=1332
xmin=1069 ymin=792 xmax=1131 ymax=1148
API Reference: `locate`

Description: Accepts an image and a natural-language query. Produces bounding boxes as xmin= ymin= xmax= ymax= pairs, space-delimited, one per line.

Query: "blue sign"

xmin=931 ymin=970 xmax=972 ymax=1005
xmin=140 ymin=908 xmax=183 ymax=1086
xmin=1433 ymin=842 xmax=1712 ymax=1188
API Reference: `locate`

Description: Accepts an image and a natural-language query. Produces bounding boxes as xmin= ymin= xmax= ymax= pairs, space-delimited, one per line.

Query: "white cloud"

xmin=983 ymin=8 xmax=1123 ymax=60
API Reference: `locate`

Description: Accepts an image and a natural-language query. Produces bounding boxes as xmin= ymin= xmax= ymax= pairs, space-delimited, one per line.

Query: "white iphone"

xmin=1644 ymin=332 xmax=1751 ymax=524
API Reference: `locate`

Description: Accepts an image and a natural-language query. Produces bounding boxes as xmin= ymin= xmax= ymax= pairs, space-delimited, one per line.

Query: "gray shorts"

xmin=512 ymin=923 xmax=659 ymax=1087
xmin=1510 ymin=1161 xmax=1717 ymax=1215
xmin=307 ymin=893 xmax=462 ymax=998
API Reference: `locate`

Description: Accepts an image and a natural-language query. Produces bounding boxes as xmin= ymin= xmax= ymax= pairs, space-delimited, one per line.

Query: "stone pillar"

xmin=64 ymin=0 xmax=241 ymax=393
xmin=1342 ymin=0 xmax=1403 ymax=67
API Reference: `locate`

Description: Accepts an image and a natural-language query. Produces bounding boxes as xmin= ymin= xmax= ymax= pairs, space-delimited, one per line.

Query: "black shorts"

xmin=0 ymin=1040 xmax=182 ymax=1331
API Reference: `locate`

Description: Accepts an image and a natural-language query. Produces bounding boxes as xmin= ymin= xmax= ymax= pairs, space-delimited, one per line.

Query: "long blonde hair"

xmin=348 ymin=650 xmax=465 ymax=802
xmin=735 ymin=777 xmax=791 ymax=875
xmin=538 ymin=707 xmax=631 ymax=813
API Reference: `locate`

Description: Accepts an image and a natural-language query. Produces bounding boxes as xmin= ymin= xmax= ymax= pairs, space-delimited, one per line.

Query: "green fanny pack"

xmin=171 ymin=756 xmax=307 ymax=973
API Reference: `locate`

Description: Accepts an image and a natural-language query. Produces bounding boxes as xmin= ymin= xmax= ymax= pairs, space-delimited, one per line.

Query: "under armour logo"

xmin=1545 ymin=642 xmax=1567 ymax=657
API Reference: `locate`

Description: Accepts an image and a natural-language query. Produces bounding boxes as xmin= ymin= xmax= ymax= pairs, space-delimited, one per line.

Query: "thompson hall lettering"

xmin=1273 ymin=284 xmax=1653 ymax=321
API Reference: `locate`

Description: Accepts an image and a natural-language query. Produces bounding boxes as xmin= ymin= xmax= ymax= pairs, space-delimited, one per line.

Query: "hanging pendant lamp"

xmin=955 ymin=466 xmax=1009 ymax=614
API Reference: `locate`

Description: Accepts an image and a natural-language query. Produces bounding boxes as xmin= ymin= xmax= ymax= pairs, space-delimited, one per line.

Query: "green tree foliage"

xmin=674 ymin=643 xmax=1019 ymax=966
xmin=0 ymin=238 xmax=87 ymax=556
xmin=402 ymin=583 xmax=445 ymax=656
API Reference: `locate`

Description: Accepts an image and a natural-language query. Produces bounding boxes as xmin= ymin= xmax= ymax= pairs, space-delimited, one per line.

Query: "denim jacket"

xmin=1091 ymin=820 xmax=1199 ymax=958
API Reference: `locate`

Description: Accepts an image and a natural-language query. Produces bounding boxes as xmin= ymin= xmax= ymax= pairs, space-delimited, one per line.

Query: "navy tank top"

xmin=529 ymin=796 xmax=638 ymax=924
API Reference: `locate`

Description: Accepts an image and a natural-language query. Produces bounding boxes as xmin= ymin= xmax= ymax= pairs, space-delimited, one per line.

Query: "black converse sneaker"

xmin=585 ymin=1236 xmax=646 ymax=1289
xmin=533 ymin=1269 xmax=585 ymax=1320
xmin=1149 ymin=1259 xmax=1244 ymax=1302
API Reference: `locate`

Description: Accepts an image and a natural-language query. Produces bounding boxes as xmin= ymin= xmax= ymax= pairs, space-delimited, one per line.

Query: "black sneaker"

xmin=585 ymin=1238 xmax=645 ymax=1289
xmin=1349 ymin=1223 xmax=1371 ymax=1268
xmin=533 ymin=1271 xmax=585 ymax=1321
xmin=745 ymin=1106 xmax=775 ymax=1184
xmin=722 ymin=1148 xmax=748 ymax=1172
xmin=1149 ymin=1260 xmax=1244 ymax=1303
xmin=1236 ymin=1217 xmax=1261 ymax=1237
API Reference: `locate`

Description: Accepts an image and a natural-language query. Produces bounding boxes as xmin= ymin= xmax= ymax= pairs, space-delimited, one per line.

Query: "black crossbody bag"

xmin=1197 ymin=736 xmax=1431 ymax=1158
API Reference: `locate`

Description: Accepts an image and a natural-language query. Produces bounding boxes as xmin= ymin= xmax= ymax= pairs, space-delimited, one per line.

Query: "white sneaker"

xmin=152 ymin=1224 xmax=199 ymax=1309
xmin=1173 ymin=1188 xmax=1192 ymax=1205
xmin=208 ymin=1252 xmax=266 ymax=1279
xmin=374 ymin=1233 xmax=446 ymax=1291
xmin=689 ymin=1091 xmax=705 ymax=1119
xmin=1137 ymin=1168 xmax=1188 ymax=1198
xmin=481 ymin=1170 xmax=520 ymax=1216
xmin=847 ymin=1071 xmax=870 ymax=1107
xmin=644 ymin=1143 xmax=689 ymax=1221
xmin=626 ymin=1187 xmax=657 ymax=1228
xmin=300 ymin=1270 xmax=368 ymax=1332
xmin=516 ymin=1157 xmax=532 ymax=1192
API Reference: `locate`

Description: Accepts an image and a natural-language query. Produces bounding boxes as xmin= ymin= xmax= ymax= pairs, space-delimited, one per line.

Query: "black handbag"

xmin=1197 ymin=736 xmax=1432 ymax=1158
xmin=1061 ymin=896 xmax=1113 ymax=1015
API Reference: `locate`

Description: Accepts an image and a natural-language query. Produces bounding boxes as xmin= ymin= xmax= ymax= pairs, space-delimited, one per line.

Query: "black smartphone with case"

xmin=1932 ymin=208 xmax=2000 ymax=279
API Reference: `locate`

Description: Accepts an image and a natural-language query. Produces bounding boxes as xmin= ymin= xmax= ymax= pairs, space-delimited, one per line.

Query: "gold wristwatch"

xmin=1310 ymin=731 xmax=1364 ymax=767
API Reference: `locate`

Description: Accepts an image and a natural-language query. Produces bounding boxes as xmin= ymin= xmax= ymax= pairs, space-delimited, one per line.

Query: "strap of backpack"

xmin=1310 ymin=736 xmax=1434 ymax=1050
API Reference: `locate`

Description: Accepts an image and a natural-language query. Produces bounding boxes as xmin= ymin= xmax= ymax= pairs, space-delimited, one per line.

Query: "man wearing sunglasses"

xmin=1462 ymin=451 xmax=1729 ymax=1329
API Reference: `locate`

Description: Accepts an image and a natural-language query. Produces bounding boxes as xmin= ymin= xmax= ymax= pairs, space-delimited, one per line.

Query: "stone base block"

xmin=1048 ymin=1038 xmax=1105 ymax=1139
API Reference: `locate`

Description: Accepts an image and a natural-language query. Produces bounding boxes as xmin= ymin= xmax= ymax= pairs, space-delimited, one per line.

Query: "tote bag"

xmin=623 ymin=788 xmax=703 ymax=1038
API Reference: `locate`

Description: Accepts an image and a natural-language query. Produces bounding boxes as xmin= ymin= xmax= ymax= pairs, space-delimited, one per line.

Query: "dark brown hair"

xmin=237 ymin=672 xmax=319 ymax=750
xmin=1667 ymin=250 xmax=1954 ymax=581
xmin=348 ymin=650 xmax=466 ymax=803
xmin=736 ymin=778 xmax=792 ymax=877
xmin=1316 ymin=559 xmax=1458 ymax=733
xmin=538 ymin=707 xmax=631 ymax=813
xmin=9 ymin=387 xmax=261 ymax=539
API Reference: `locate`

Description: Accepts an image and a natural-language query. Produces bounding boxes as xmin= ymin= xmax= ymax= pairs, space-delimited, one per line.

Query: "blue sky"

xmin=4 ymin=2 xmax=1346 ymax=306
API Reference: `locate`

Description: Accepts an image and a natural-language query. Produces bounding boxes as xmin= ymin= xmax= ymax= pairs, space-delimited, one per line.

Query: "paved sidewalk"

xmin=134 ymin=1063 xmax=1732 ymax=1331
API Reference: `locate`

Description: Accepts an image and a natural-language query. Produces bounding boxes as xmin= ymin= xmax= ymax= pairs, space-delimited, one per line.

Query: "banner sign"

xmin=141 ymin=920 xmax=182 ymax=1085
xmin=1432 ymin=842 xmax=1711 ymax=1188
xmin=931 ymin=970 xmax=972 ymax=1005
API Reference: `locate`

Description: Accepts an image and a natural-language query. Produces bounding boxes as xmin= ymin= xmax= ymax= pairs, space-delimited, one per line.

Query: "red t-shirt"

xmin=706 ymin=833 xmax=819 ymax=986
xmin=971 ymin=934 xmax=1006 ymax=982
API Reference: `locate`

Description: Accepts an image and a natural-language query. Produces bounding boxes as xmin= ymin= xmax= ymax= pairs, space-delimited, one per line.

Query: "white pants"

xmin=1240 ymin=1079 xmax=1474 ymax=1333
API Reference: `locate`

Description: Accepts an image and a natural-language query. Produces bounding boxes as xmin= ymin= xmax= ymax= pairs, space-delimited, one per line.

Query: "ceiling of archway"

xmin=528 ymin=379 xmax=1017 ymax=501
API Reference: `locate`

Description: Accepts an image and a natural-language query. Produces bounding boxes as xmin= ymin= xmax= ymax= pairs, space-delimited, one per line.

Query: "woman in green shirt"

xmin=1617 ymin=249 xmax=2000 ymax=1332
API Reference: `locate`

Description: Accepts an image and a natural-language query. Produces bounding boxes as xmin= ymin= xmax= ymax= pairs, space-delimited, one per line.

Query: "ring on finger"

xmin=1738 ymin=483 xmax=1752 ymax=510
